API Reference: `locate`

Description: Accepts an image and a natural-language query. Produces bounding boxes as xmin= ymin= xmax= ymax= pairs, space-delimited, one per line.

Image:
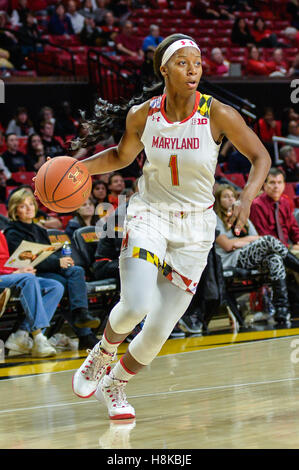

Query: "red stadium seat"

xmin=224 ymin=173 xmax=246 ymax=188
xmin=11 ymin=172 xmax=36 ymax=186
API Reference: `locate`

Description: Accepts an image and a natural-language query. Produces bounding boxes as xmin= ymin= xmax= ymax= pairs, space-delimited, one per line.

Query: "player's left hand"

xmin=226 ymin=199 xmax=251 ymax=236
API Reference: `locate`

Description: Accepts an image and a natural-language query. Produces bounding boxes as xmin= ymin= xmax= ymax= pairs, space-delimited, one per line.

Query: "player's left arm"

xmin=211 ymin=99 xmax=271 ymax=235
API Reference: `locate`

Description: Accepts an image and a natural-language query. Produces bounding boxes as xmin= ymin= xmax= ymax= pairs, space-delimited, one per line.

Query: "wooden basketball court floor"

xmin=1 ymin=324 xmax=299 ymax=449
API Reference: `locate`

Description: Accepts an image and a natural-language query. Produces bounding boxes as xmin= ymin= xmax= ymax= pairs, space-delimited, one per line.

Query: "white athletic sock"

xmin=100 ymin=330 xmax=122 ymax=354
xmin=106 ymin=357 xmax=136 ymax=384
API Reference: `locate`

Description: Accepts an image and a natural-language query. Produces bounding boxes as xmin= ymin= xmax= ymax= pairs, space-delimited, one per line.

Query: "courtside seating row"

xmin=0 ymin=225 xmax=119 ymax=342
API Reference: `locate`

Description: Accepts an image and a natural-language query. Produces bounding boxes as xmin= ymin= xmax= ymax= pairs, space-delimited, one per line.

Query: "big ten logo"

xmin=290 ymin=338 xmax=299 ymax=364
xmin=290 ymin=79 xmax=299 ymax=104
xmin=68 ymin=166 xmax=84 ymax=187
xmin=191 ymin=117 xmax=208 ymax=125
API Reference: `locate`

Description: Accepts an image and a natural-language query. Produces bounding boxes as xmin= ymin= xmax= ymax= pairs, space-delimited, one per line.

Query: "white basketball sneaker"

xmin=95 ymin=372 xmax=135 ymax=420
xmin=72 ymin=342 xmax=116 ymax=398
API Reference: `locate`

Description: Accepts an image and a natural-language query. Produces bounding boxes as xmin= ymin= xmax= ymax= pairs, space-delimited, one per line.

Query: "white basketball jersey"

xmin=137 ymin=91 xmax=220 ymax=211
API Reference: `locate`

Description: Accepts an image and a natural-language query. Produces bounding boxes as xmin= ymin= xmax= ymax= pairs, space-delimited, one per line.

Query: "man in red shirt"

xmin=250 ymin=168 xmax=299 ymax=249
xmin=108 ymin=172 xmax=125 ymax=210
xmin=115 ymin=20 xmax=144 ymax=60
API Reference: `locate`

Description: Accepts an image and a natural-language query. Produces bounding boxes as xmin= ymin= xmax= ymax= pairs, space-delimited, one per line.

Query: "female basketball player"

xmin=72 ymin=34 xmax=271 ymax=420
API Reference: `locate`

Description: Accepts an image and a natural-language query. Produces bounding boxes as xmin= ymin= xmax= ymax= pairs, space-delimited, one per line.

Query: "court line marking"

xmin=0 ymin=333 xmax=298 ymax=383
xmin=1 ymin=375 xmax=299 ymax=415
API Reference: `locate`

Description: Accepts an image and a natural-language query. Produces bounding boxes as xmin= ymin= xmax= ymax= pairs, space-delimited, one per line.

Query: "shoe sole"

xmin=72 ymin=372 xmax=105 ymax=399
xmin=110 ymin=413 xmax=135 ymax=420
xmin=74 ymin=319 xmax=101 ymax=329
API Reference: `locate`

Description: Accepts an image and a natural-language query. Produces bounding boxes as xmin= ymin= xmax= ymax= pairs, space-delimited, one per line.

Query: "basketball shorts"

xmin=119 ymin=196 xmax=216 ymax=294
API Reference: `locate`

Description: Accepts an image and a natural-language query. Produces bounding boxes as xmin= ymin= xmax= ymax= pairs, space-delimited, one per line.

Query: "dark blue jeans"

xmin=38 ymin=266 xmax=91 ymax=337
xmin=0 ymin=273 xmax=64 ymax=332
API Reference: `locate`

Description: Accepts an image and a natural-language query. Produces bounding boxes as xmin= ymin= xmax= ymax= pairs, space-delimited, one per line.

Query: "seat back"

xmin=72 ymin=226 xmax=100 ymax=273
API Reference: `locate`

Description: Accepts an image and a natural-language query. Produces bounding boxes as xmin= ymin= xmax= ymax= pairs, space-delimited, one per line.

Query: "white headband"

xmin=161 ymin=39 xmax=201 ymax=67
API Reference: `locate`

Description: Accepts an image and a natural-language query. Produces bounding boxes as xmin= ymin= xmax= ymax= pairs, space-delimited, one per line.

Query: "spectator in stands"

xmin=287 ymin=0 xmax=299 ymax=29
xmin=7 ymin=184 xmax=63 ymax=230
xmin=6 ymin=107 xmax=35 ymax=137
xmin=79 ymin=0 xmax=96 ymax=19
xmin=231 ymin=17 xmax=254 ymax=47
xmin=40 ymin=121 xmax=64 ymax=158
xmin=5 ymin=188 xmax=101 ymax=350
xmin=226 ymin=145 xmax=252 ymax=175
xmin=209 ymin=48 xmax=230 ymax=76
xmin=48 ymin=2 xmax=74 ymax=35
xmin=65 ymin=196 xmax=99 ymax=238
xmin=282 ymin=107 xmax=299 ymax=135
xmin=92 ymin=200 xmax=127 ymax=284
xmin=115 ymin=20 xmax=144 ymax=59
xmin=279 ymin=145 xmax=299 ymax=182
xmin=0 ymin=231 xmax=63 ymax=357
xmin=18 ymin=11 xmax=43 ymax=57
xmin=92 ymin=179 xmax=109 ymax=205
xmin=94 ymin=0 xmax=109 ymax=25
xmin=109 ymin=0 xmax=131 ymax=22
xmin=192 ymin=0 xmax=235 ymax=20
xmin=80 ymin=16 xmax=103 ymax=45
xmin=108 ymin=172 xmax=125 ymax=209
xmin=26 ymin=133 xmax=46 ymax=171
xmin=215 ymin=183 xmax=299 ymax=324
xmin=38 ymin=106 xmax=56 ymax=131
xmin=97 ymin=10 xmax=119 ymax=45
xmin=10 ymin=0 xmax=29 ymax=27
xmin=289 ymin=53 xmax=299 ymax=77
xmin=55 ymin=101 xmax=79 ymax=139
xmin=250 ymin=168 xmax=299 ymax=250
xmin=283 ymin=26 xmax=299 ymax=48
xmin=142 ymin=24 xmax=163 ymax=52
xmin=1 ymin=133 xmax=33 ymax=172
xmin=0 ymin=11 xmax=25 ymax=70
xmin=254 ymin=107 xmax=282 ymax=159
xmin=67 ymin=0 xmax=85 ymax=35
xmin=140 ymin=45 xmax=155 ymax=86
xmin=287 ymin=120 xmax=299 ymax=141
xmin=246 ymin=45 xmax=270 ymax=76
xmin=251 ymin=17 xmax=282 ymax=48
xmin=267 ymin=48 xmax=289 ymax=77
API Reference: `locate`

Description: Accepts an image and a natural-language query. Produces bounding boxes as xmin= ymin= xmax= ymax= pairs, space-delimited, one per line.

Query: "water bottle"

xmin=61 ymin=242 xmax=72 ymax=267
xmin=61 ymin=241 xmax=72 ymax=257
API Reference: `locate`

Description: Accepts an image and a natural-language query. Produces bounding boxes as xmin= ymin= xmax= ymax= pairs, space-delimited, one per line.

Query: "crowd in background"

xmin=0 ymin=0 xmax=297 ymax=77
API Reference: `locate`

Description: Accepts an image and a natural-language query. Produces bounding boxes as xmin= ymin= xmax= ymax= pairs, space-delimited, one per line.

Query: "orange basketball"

xmin=34 ymin=156 xmax=92 ymax=213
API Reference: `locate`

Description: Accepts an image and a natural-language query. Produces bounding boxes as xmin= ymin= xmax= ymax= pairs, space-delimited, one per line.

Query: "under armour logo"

xmin=152 ymin=116 xmax=160 ymax=122
xmin=180 ymin=40 xmax=196 ymax=46
xmin=68 ymin=166 xmax=83 ymax=183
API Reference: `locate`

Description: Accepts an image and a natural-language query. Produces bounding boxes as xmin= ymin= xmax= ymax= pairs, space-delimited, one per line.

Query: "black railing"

xmin=87 ymin=49 xmax=141 ymax=102
xmin=0 ymin=27 xmax=77 ymax=78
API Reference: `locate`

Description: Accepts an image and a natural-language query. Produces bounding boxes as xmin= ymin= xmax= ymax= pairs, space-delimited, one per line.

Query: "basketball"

xmin=34 ymin=156 xmax=92 ymax=213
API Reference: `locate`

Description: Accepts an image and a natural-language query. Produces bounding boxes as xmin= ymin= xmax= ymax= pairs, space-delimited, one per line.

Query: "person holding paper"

xmin=0 ymin=231 xmax=64 ymax=357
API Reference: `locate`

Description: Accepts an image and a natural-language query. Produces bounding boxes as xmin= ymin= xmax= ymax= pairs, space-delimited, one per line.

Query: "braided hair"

xmin=71 ymin=33 xmax=195 ymax=150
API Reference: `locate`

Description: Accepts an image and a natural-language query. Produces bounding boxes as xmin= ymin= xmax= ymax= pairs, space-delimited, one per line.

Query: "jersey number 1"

xmin=169 ymin=154 xmax=179 ymax=186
